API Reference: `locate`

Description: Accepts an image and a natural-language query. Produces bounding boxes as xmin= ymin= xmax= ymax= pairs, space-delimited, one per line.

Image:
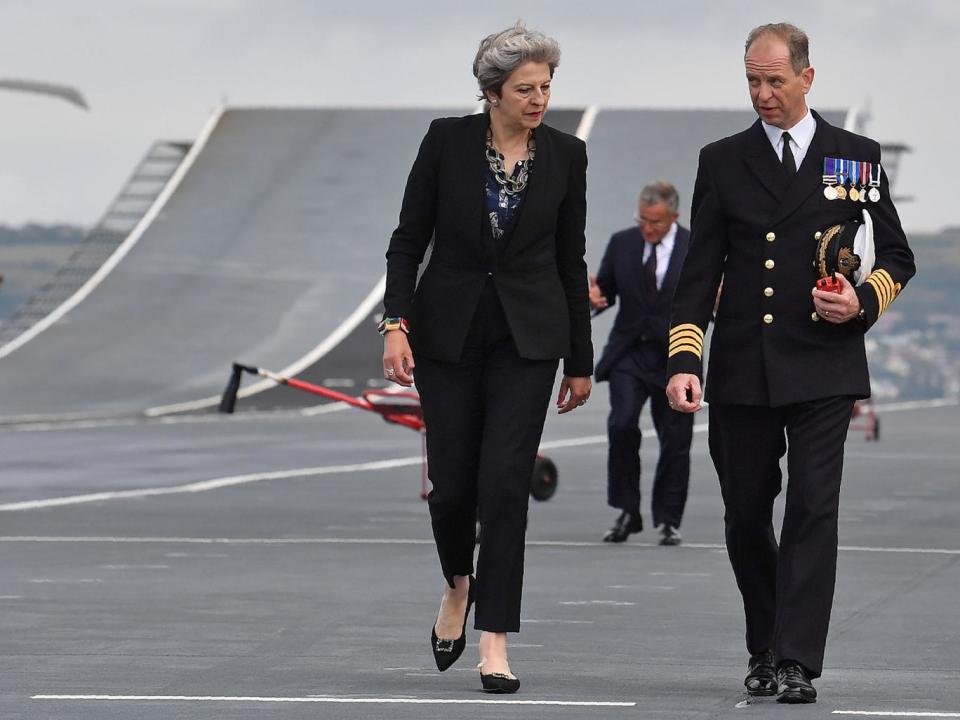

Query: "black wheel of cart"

xmin=530 ymin=456 xmax=558 ymax=501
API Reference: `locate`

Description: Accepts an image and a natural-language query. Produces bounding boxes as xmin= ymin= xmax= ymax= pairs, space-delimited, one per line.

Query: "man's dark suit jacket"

xmin=593 ymin=225 xmax=690 ymax=387
xmin=667 ymin=110 xmax=915 ymax=406
xmin=384 ymin=112 xmax=593 ymax=377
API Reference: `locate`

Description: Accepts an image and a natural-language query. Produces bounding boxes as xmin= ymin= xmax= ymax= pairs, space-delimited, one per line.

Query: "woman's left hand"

xmin=557 ymin=375 xmax=592 ymax=414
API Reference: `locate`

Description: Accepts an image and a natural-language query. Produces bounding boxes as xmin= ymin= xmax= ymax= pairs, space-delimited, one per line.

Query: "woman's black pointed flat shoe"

xmin=480 ymin=670 xmax=520 ymax=694
xmin=430 ymin=575 xmax=475 ymax=671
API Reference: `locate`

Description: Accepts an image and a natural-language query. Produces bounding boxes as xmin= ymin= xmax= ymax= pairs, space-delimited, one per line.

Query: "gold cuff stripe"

xmin=668 ymin=343 xmax=702 ymax=359
xmin=669 ymin=323 xmax=704 ymax=340
xmin=669 ymin=330 xmax=704 ymax=346
xmin=866 ymin=280 xmax=890 ymax=315
xmin=669 ymin=343 xmax=703 ymax=358
xmin=669 ymin=334 xmax=703 ymax=350
xmin=865 ymin=269 xmax=904 ymax=317
xmin=867 ymin=275 xmax=891 ymax=311
xmin=872 ymin=269 xmax=896 ymax=298
xmin=875 ymin=269 xmax=900 ymax=299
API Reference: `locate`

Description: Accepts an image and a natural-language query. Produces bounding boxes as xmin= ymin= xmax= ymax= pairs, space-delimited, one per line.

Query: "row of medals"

xmin=823 ymin=159 xmax=881 ymax=203
xmin=824 ymin=182 xmax=880 ymax=203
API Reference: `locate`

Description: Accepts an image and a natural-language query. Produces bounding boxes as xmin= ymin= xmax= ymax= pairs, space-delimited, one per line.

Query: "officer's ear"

xmin=800 ymin=66 xmax=815 ymax=94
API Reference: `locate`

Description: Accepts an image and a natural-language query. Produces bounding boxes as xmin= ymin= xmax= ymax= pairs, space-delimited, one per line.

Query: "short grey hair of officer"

xmin=473 ymin=21 xmax=562 ymax=101
xmin=639 ymin=181 xmax=680 ymax=214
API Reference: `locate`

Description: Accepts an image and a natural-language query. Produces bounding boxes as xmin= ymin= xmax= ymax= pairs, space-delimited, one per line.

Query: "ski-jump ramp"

xmin=0 ymin=107 xmax=459 ymax=420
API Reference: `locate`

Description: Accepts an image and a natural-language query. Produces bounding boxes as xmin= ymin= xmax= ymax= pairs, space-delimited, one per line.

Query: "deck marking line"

xmin=31 ymin=694 xmax=635 ymax=707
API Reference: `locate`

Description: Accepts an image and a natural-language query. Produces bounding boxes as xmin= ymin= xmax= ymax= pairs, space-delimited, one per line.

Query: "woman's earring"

xmin=489 ymin=98 xmax=499 ymax=107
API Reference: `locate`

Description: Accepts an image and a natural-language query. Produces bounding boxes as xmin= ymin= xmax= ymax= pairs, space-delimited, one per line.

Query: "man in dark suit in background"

xmin=666 ymin=23 xmax=915 ymax=703
xmin=591 ymin=181 xmax=694 ymax=546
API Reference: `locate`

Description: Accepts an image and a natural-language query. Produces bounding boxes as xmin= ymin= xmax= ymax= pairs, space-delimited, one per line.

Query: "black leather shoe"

xmin=480 ymin=671 xmax=520 ymax=694
xmin=776 ymin=661 xmax=817 ymax=703
xmin=602 ymin=511 xmax=642 ymax=542
xmin=658 ymin=524 xmax=682 ymax=546
xmin=744 ymin=650 xmax=777 ymax=696
xmin=430 ymin=576 xmax=475 ymax=672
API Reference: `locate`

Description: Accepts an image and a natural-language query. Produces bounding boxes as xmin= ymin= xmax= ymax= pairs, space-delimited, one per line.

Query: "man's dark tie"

xmin=644 ymin=244 xmax=658 ymax=302
xmin=781 ymin=131 xmax=797 ymax=179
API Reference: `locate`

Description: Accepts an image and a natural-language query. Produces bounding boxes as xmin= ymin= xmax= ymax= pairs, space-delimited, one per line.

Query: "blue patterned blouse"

xmin=484 ymin=157 xmax=531 ymax=240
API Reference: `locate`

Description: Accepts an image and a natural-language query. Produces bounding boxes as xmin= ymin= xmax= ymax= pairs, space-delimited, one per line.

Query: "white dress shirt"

xmin=761 ymin=109 xmax=817 ymax=171
xmin=642 ymin=222 xmax=677 ymax=290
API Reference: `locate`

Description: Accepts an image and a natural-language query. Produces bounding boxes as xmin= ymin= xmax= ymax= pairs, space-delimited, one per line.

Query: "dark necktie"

xmin=644 ymin=244 xmax=658 ymax=302
xmin=781 ymin=131 xmax=797 ymax=179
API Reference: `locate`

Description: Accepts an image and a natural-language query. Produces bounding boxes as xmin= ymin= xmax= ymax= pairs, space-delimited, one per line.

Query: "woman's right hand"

xmin=383 ymin=331 xmax=415 ymax=387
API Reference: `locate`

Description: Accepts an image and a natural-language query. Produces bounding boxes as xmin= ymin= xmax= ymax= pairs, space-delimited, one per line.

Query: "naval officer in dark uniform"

xmin=666 ymin=23 xmax=915 ymax=704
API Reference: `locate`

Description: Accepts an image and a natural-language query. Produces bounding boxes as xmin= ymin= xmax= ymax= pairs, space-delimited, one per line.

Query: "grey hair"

xmin=473 ymin=21 xmax=561 ymax=101
xmin=639 ymin=181 xmax=679 ymax=214
xmin=744 ymin=22 xmax=810 ymax=75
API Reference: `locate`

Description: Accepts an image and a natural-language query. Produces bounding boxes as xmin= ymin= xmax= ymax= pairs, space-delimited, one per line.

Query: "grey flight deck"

xmin=0 ymin=396 xmax=957 ymax=719
xmin=0 ymin=108 xmax=461 ymax=420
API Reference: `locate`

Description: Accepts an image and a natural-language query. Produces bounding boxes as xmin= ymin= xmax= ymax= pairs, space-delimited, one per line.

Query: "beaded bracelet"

xmin=377 ymin=316 xmax=409 ymax=336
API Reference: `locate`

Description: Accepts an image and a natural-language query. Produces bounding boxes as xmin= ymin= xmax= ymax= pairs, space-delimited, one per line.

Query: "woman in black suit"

xmin=381 ymin=22 xmax=592 ymax=693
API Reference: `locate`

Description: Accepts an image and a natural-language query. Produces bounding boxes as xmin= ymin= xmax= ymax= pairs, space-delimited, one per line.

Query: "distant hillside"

xmin=858 ymin=226 xmax=960 ymax=400
xmin=893 ymin=226 xmax=960 ymax=320
xmin=0 ymin=223 xmax=86 ymax=319
xmin=0 ymin=223 xmax=85 ymax=246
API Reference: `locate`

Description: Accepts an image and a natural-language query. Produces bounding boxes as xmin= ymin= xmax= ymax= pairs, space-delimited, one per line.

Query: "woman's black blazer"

xmin=384 ymin=112 xmax=593 ymax=377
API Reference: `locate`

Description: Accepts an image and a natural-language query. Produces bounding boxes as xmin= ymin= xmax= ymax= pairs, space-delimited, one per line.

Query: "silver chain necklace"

xmin=485 ymin=129 xmax=536 ymax=196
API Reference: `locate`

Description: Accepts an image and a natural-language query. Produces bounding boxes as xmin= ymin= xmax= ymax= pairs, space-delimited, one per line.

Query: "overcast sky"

xmin=0 ymin=0 xmax=955 ymax=232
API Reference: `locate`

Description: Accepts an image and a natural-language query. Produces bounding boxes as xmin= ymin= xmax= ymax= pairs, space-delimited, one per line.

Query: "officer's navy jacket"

xmin=667 ymin=110 xmax=916 ymax=406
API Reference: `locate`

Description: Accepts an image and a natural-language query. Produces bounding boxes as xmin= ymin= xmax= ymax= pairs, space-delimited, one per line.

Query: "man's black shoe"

xmin=776 ymin=661 xmax=817 ymax=703
xmin=602 ymin=511 xmax=642 ymax=542
xmin=658 ymin=524 xmax=682 ymax=546
xmin=744 ymin=650 xmax=777 ymax=696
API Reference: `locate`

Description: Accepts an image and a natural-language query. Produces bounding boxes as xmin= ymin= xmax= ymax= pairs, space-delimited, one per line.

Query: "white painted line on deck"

xmin=27 ymin=578 xmax=101 ymax=584
xmin=0 ymin=456 xmax=424 ymax=511
xmin=575 ymin=105 xmax=599 ymax=141
xmin=31 ymin=694 xmax=635 ymax=707
xmin=0 ymin=536 xmax=434 ymax=545
xmin=834 ymin=712 xmax=960 ymax=718
xmin=1 ymin=536 xmax=959 ymax=556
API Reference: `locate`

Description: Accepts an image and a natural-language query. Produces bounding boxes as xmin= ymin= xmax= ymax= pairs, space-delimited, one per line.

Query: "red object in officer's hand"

xmin=816 ymin=273 xmax=843 ymax=294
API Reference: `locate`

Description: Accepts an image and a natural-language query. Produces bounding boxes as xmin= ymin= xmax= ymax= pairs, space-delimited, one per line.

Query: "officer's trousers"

xmin=708 ymin=396 xmax=855 ymax=678
xmin=415 ymin=281 xmax=557 ymax=633
xmin=607 ymin=352 xmax=694 ymax=527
